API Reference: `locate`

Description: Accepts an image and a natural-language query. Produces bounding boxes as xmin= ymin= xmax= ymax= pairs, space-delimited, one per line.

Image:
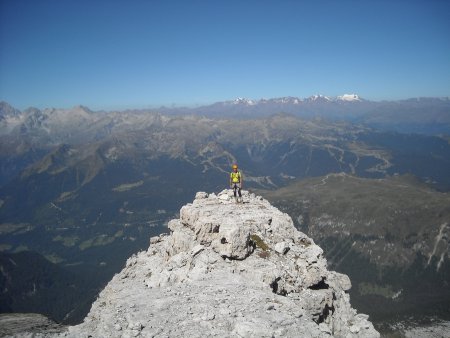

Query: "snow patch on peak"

xmin=233 ymin=98 xmax=256 ymax=106
xmin=307 ymin=95 xmax=331 ymax=102
xmin=271 ymin=97 xmax=303 ymax=104
xmin=337 ymin=94 xmax=361 ymax=102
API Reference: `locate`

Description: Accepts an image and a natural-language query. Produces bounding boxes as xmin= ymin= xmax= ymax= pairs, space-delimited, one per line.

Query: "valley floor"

xmin=377 ymin=319 xmax=450 ymax=338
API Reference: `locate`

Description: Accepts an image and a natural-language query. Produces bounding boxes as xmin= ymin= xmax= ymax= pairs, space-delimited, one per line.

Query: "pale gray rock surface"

xmin=0 ymin=313 xmax=63 ymax=337
xmin=57 ymin=190 xmax=379 ymax=337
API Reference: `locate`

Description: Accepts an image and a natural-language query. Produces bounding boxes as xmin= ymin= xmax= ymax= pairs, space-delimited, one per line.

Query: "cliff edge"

xmin=60 ymin=190 xmax=379 ymax=337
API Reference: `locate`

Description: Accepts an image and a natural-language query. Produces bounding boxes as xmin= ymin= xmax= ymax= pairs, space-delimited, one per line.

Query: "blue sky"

xmin=1 ymin=0 xmax=449 ymax=110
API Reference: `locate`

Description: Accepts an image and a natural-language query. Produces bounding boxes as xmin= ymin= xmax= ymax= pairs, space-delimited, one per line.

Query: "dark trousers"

xmin=232 ymin=183 xmax=242 ymax=197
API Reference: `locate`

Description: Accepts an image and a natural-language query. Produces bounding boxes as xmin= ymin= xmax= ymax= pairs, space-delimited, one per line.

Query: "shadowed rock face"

xmin=59 ymin=191 xmax=379 ymax=338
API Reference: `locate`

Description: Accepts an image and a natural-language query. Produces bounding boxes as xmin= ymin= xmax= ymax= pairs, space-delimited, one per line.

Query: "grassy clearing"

xmin=44 ymin=253 xmax=65 ymax=264
xmin=0 ymin=223 xmax=33 ymax=235
xmin=0 ymin=244 xmax=13 ymax=251
xmin=53 ymin=235 xmax=79 ymax=247
xmin=358 ymin=282 xmax=397 ymax=298
xmin=79 ymin=234 xmax=116 ymax=251
xmin=112 ymin=180 xmax=144 ymax=192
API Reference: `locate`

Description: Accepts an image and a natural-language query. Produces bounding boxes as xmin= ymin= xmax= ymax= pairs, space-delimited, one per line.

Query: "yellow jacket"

xmin=230 ymin=171 xmax=242 ymax=184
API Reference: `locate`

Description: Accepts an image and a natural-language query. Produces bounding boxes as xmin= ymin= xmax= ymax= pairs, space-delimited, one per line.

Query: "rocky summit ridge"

xmin=59 ymin=190 xmax=379 ymax=338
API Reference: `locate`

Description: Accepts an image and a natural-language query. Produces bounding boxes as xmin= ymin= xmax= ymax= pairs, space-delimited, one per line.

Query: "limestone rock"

xmin=195 ymin=191 xmax=208 ymax=199
xmin=274 ymin=241 xmax=290 ymax=255
xmin=57 ymin=190 xmax=379 ymax=338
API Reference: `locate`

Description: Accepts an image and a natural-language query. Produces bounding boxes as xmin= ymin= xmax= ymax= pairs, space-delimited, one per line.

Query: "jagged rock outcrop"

xmin=60 ymin=190 xmax=379 ymax=337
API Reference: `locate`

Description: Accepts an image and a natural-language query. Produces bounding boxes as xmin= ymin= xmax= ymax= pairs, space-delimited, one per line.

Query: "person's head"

xmin=232 ymin=164 xmax=238 ymax=171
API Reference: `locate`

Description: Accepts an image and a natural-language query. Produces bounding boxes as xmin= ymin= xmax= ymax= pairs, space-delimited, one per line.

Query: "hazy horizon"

xmin=3 ymin=93 xmax=450 ymax=112
xmin=1 ymin=0 xmax=449 ymax=111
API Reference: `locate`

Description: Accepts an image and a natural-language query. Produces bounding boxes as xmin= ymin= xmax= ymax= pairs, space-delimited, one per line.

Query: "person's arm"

xmin=240 ymin=171 xmax=243 ymax=188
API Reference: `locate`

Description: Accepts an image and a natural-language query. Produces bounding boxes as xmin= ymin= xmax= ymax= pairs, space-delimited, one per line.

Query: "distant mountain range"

xmin=0 ymin=97 xmax=449 ymax=325
xmin=2 ymin=95 xmax=450 ymax=135
xmin=157 ymin=95 xmax=450 ymax=134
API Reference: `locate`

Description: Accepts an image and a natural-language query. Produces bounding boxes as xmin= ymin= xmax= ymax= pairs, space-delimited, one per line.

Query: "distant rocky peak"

xmin=233 ymin=97 xmax=256 ymax=105
xmin=306 ymin=94 xmax=332 ymax=102
xmin=269 ymin=96 xmax=303 ymax=104
xmin=62 ymin=190 xmax=379 ymax=338
xmin=72 ymin=105 xmax=94 ymax=114
xmin=0 ymin=101 xmax=21 ymax=117
xmin=23 ymin=106 xmax=42 ymax=115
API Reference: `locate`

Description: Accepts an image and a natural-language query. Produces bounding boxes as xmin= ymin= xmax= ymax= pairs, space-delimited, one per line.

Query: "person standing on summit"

xmin=230 ymin=164 xmax=243 ymax=203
